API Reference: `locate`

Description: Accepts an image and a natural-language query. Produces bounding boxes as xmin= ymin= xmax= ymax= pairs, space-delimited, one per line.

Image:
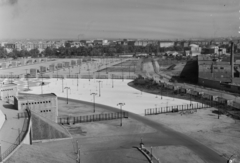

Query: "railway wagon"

xmin=232 ymin=101 xmax=240 ymax=110
xmin=202 ymin=93 xmax=218 ymax=101
xmin=217 ymin=97 xmax=233 ymax=106
xmin=186 ymin=88 xmax=192 ymax=94
xmin=173 ymin=85 xmax=180 ymax=91
xmin=166 ymin=83 xmax=174 ymax=90
xmin=179 ymin=87 xmax=187 ymax=93
xmin=189 ymin=89 xmax=200 ymax=96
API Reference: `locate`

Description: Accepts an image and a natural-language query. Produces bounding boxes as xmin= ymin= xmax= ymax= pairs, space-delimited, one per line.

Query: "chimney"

xmin=230 ymin=41 xmax=234 ymax=79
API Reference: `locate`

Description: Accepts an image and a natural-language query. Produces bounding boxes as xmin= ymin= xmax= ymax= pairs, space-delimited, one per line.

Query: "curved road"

xmin=58 ymin=97 xmax=227 ymax=163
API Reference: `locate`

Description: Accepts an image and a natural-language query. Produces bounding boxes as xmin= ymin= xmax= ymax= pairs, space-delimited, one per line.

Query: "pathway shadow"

xmin=3 ymin=104 xmax=17 ymax=110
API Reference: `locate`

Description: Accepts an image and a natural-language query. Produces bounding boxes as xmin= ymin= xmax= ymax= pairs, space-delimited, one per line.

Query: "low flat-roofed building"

xmin=0 ymin=83 xmax=18 ymax=102
xmin=14 ymin=93 xmax=58 ymax=122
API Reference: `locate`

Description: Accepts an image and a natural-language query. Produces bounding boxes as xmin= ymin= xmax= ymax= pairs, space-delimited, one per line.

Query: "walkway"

xmin=0 ymin=100 xmax=25 ymax=157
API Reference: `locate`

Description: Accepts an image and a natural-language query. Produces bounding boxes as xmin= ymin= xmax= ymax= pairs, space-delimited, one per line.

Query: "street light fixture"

xmin=9 ymin=72 xmax=13 ymax=84
xmin=112 ymin=74 xmax=114 ymax=88
xmin=25 ymin=69 xmax=29 ymax=90
xmin=96 ymin=81 xmax=102 ymax=97
xmin=64 ymin=87 xmax=70 ymax=104
xmin=90 ymin=93 xmax=97 ymax=112
xmin=40 ymin=72 xmax=43 ymax=94
xmin=61 ymin=77 xmax=64 ymax=93
xmin=117 ymin=103 xmax=125 ymax=126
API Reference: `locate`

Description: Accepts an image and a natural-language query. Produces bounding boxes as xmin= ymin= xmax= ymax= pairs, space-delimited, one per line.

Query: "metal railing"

xmin=58 ymin=112 xmax=128 ymax=125
xmin=1 ymin=109 xmax=31 ymax=161
xmin=145 ymin=102 xmax=212 ymax=116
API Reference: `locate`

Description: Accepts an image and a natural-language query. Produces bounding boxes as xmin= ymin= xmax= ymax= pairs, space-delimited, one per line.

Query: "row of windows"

xmin=40 ymin=110 xmax=51 ymax=113
xmin=1 ymin=89 xmax=14 ymax=91
xmin=213 ymin=67 xmax=225 ymax=69
xmin=21 ymin=100 xmax=52 ymax=105
xmin=6 ymin=95 xmax=14 ymax=98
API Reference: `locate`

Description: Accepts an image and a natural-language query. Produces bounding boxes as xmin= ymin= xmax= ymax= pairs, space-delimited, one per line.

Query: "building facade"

xmin=14 ymin=93 xmax=58 ymax=122
xmin=0 ymin=84 xmax=18 ymax=102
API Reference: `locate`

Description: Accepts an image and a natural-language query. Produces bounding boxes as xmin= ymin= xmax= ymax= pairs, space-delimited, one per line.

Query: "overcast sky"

xmin=0 ymin=0 xmax=239 ymax=40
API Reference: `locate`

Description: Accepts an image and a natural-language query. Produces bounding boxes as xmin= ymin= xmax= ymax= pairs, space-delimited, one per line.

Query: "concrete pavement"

xmin=0 ymin=100 xmax=25 ymax=157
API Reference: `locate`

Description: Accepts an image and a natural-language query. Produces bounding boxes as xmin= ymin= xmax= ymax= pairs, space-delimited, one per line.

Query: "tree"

xmin=0 ymin=47 xmax=7 ymax=58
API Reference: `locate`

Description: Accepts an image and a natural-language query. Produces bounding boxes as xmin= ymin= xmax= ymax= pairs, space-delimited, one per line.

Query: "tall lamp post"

xmin=91 ymin=93 xmax=97 ymax=112
xmin=61 ymin=77 xmax=64 ymax=93
xmin=64 ymin=87 xmax=70 ymax=104
xmin=40 ymin=73 xmax=43 ymax=94
xmin=68 ymin=66 xmax=71 ymax=77
xmin=25 ymin=69 xmax=29 ymax=90
xmin=112 ymin=74 xmax=114 ymax=88
xmin=117 ymin=103 xmax=125 ymax=126
xmin=96 ymin=81 xmax=102 ymax=97
xmin=9 ymin=72 xmax=13 ymax=84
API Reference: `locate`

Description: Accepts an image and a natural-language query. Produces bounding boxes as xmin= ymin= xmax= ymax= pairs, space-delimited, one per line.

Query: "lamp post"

xmin=25 ymin=69 xmax=29 ymax=90
xmin=40 ymin=73 xmax=43 ymax=94
xmin=112 ymin=74 xmax=114 ymax=88
xmin=64 ymin=87 xmax=70 ymax=104
xmin=56 ymin=67 xmax=58 ymax=81
xmin=117 ymin=103 xmax=125 ymax=126
xmin=77 ymin=73 xmax=79 ymax=87
xmin=129 ymin=66 xmax=130 ymax=79
xmin=90 ymin=93 xmax=97 ymax=112
xmin=68 ymin=66 xmax=70 ymax=77
xmin=96 ymin=81 xmax=102 ymax=97
xmin=61 ymin=77 xmax=64 ymax=93
xmin=9 ymin=72 xmax=13 ymax=84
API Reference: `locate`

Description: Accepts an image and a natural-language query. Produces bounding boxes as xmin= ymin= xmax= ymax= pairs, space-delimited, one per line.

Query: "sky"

xmin=0 ymin=0 xmax=239 ymax=40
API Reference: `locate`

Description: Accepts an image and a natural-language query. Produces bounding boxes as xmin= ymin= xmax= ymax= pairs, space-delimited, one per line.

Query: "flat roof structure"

xmin=16 ymin=93 xmax=56 ymax=101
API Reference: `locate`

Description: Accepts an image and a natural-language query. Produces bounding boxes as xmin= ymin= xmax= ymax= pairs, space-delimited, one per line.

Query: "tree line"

xmin=0 ymin=44 xmax=189 ymax=59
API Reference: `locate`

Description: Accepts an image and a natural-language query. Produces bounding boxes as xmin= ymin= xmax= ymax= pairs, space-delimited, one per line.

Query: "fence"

xmin=0 ymin=75 xmax=20 ymax=78
xmin=66 ymin=75 xmax=78 ymax=78
xmin=81 ymin=75 xmax=93 ymax=79
xmin=38 ymin=75 xmax=50 ymax=78
xmin=52 ymin=75 xmax=64 ymax=79
xmin=58 ymin=112 xmax=128 ymax=125
xmin=17 ymin=112 xmax=29 ymax=119
xmin=1 ymin=109 xmax=31 ymax=161
xmin=145 ymin=103 xmax=211 ymax=116
xmin=96 ymin=75 xmax=108 ymax=79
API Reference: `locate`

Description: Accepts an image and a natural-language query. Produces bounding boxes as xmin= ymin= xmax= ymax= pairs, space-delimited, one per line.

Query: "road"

xmin=58 ymin=97 xmax=227 ymax=163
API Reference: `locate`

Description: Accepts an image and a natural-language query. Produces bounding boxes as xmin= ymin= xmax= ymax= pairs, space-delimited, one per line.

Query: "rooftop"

xmin=1 ymin=83 xmax=18 ymax=88
xmin=17 ymin=93 xmax=57 ymax=101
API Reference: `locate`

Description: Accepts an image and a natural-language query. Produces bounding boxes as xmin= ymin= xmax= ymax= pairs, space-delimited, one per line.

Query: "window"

xmin=220 ymin=67 xmax=224 ymax=69
xmin=41 ymin=111 xmax=42 ymax=113
xmin=214 ymin=67 xmax=218 ymax=69
xmin=49 ymin=110 xmax=51 ymax=112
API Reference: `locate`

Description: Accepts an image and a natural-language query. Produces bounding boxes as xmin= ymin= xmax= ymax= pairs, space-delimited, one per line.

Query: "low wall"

xmin=0 ymin=109 xmax=5 ymax=129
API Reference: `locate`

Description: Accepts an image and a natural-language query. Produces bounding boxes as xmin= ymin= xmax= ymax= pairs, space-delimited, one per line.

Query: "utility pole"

xmin=61 ymin=77 xmax=64 ymax=93
xmin=112 ymin=74 xmax=114 ymax=88
xmin=117 ymin=103 xmax=125 ymax=126
xmin=96 ymin=81 xmax=102 ymax=97
xmin=9 ymin=72 xmax=13 ymax=84
xmin=90 ymin=93 xmax=97 ymax=112
xmin=25 ymin=69 xmax=29 ymax=90
xmin=64 ymin=87 xmax=70 ymax=104
xmin=68 ymin=66 xmax=70 ymax=77
xmin=41 ymin=73 xmax=43 ymax=94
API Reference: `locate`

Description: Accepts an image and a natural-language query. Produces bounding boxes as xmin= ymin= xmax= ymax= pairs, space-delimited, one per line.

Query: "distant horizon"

xmin=1 ymin=36 xmax=239 ymax=42
xmin=1 ymin=0 xmax=239 ymax=41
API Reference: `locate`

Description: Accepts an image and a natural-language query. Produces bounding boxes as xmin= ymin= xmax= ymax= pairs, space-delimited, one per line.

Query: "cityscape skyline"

xmin=0 ymin=0 xmax=239 ymax=40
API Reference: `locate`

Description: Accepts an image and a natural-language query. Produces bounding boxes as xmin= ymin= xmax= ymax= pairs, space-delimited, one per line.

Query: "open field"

xmin=146 ymin=107 xmax=240 ymax=159
xmin=0 ymin=58 xmax=127 ymax=76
